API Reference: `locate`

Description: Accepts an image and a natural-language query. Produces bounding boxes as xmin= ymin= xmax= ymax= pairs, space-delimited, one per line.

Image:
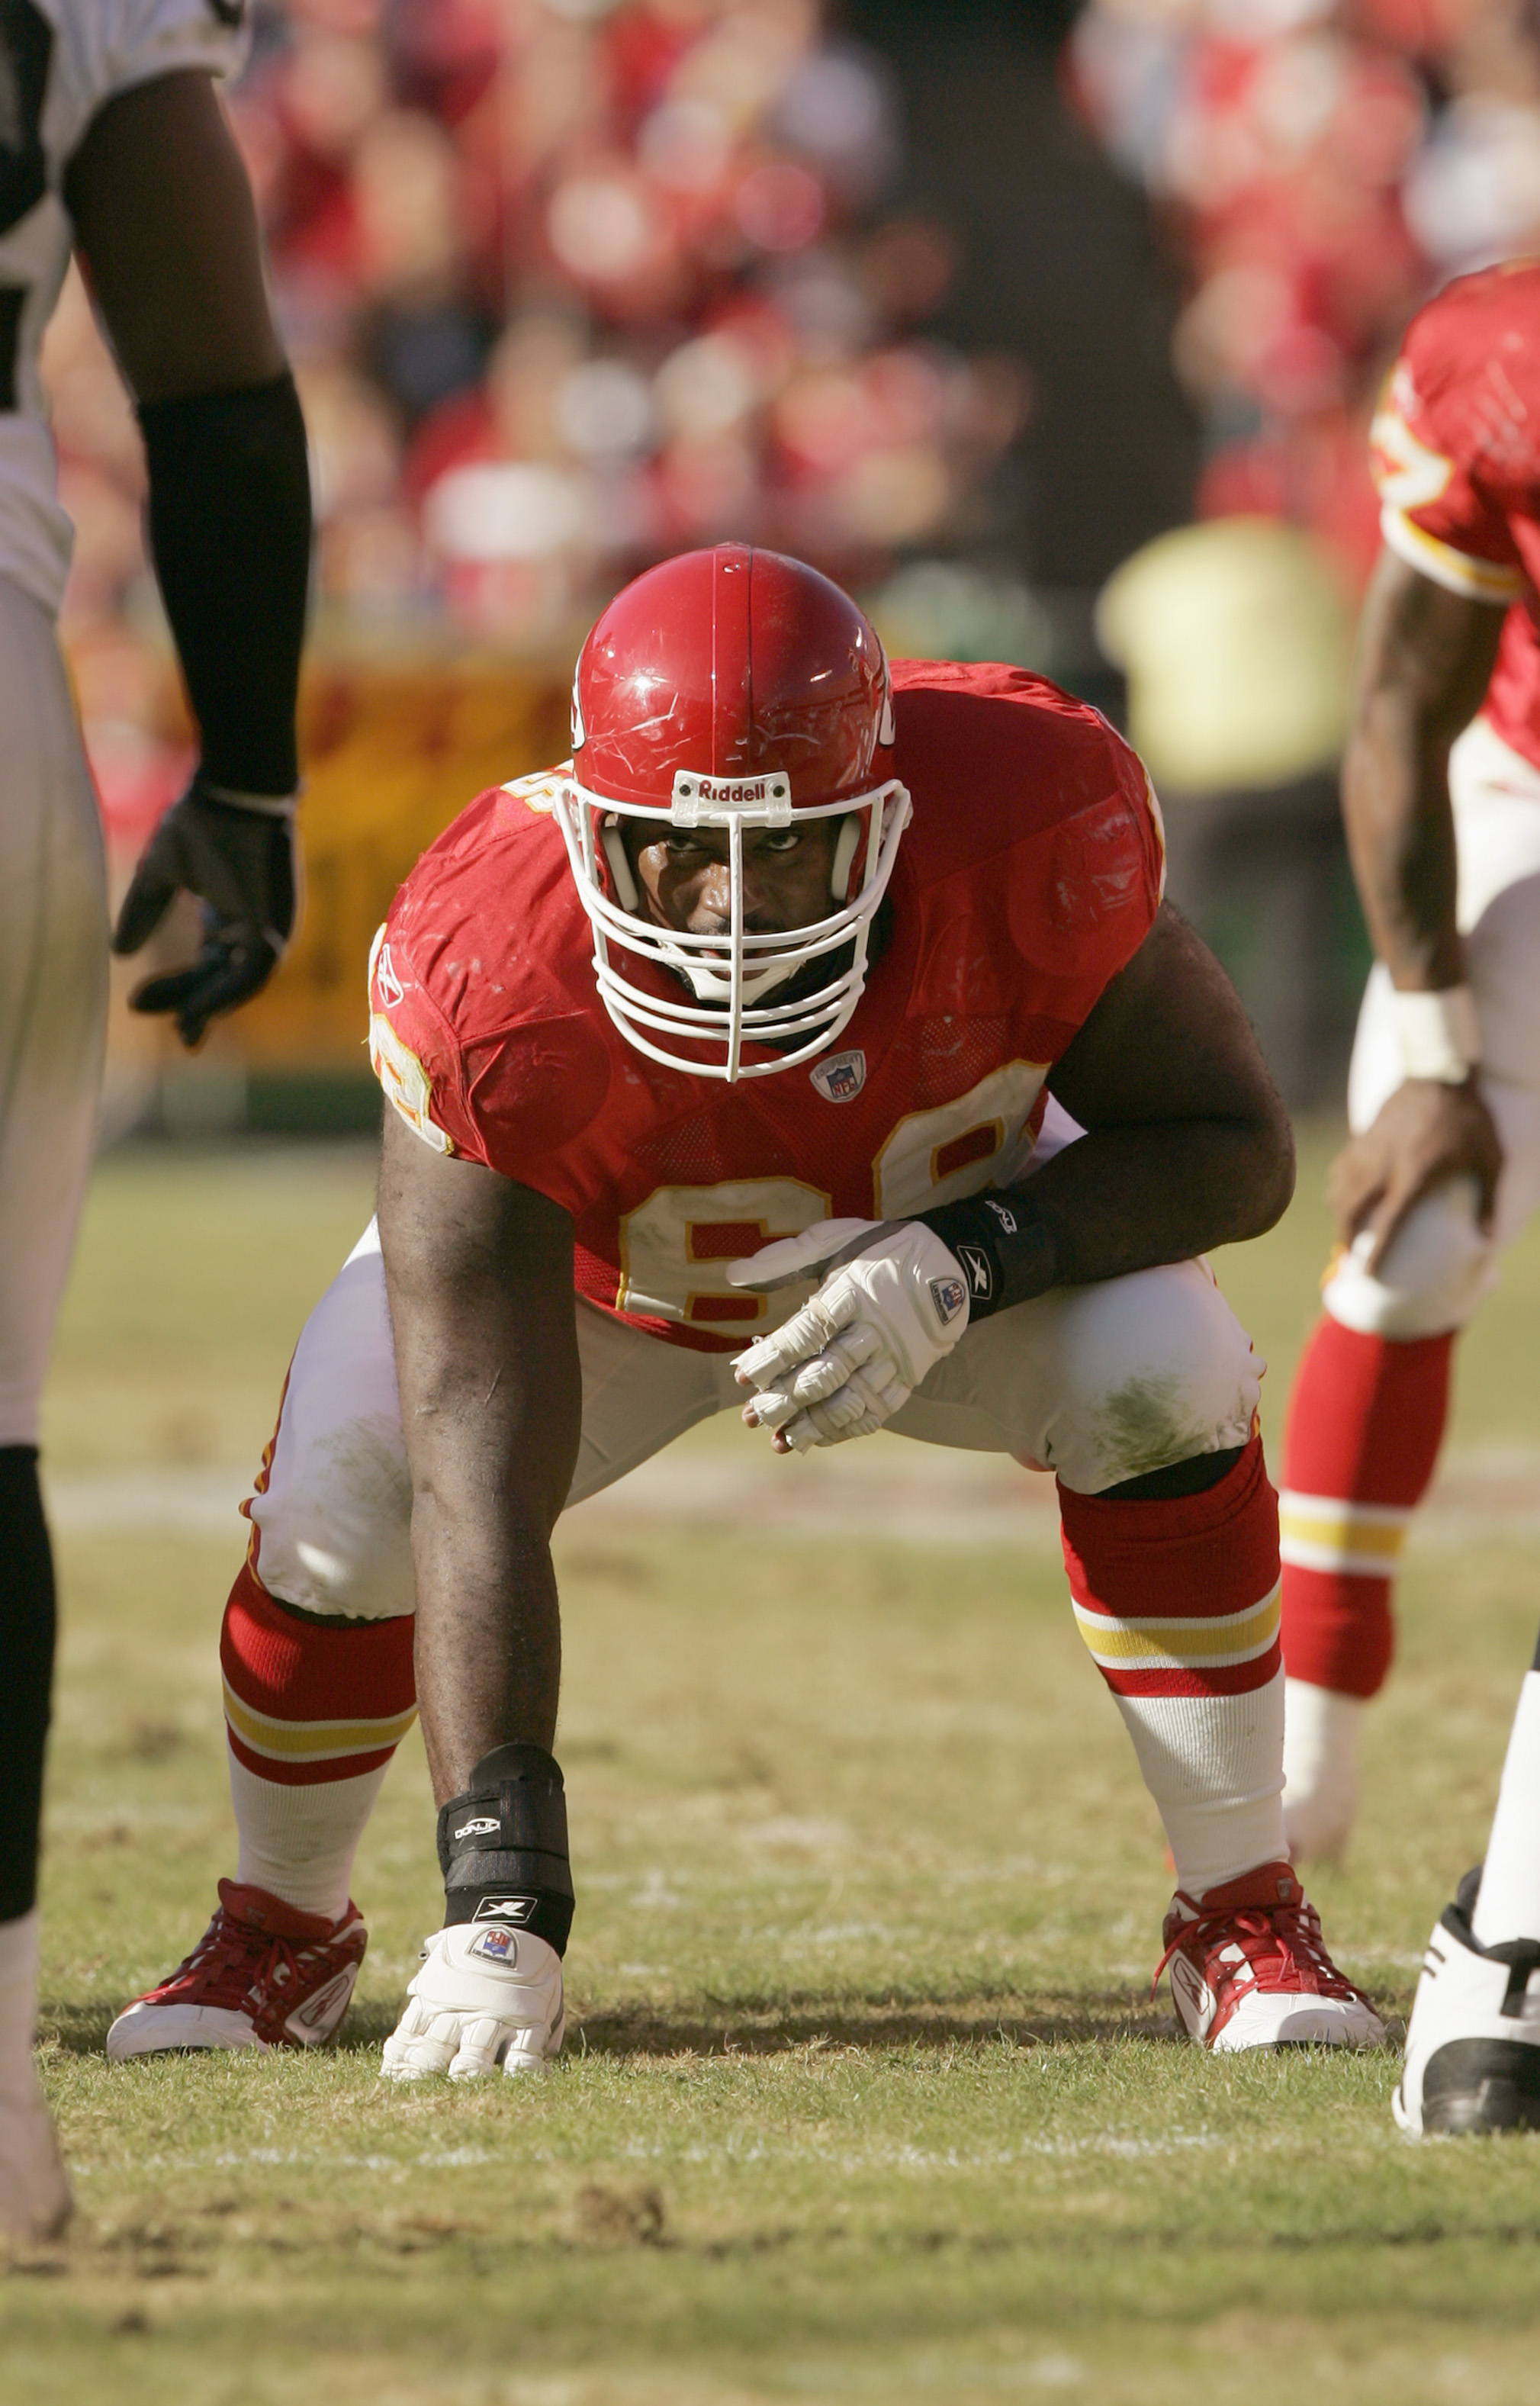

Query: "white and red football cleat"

xmin=105 ymin=1880 xmax=366 ymax=2060
xmin=1155 ymin=1861 xmax=1385 ymax=2051
xmin=380 ymin=1922 xmax=565 ymax=2081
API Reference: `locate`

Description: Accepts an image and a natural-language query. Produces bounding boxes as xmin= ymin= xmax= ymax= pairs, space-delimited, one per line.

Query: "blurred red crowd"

xmin=1064 ymin=0 xmax=1540 ymax=586
xmin=48 ymin=0 xmax=1033 ymax=701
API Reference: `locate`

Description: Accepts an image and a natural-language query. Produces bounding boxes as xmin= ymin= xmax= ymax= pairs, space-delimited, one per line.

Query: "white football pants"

xmin=1325 ymin=718 xmax=1540 ymax=1341
xmin=0 ymin=575 xmax=108 ymax=1445
xmin=244 ymin=1102 xmax=1263 ymax=1623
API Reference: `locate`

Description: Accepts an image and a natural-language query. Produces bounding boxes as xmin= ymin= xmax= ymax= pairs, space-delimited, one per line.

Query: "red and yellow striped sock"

xmin=1278 ymin=1317 xmax=1453 ymax=1697
xmin=220 ymin=1561 xmax=416 ymax=1922
xmin=1059 ymin=1435 xmax=1285 ymax=1896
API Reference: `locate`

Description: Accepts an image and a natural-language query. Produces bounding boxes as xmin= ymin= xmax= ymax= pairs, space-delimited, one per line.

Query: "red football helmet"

xmin=553 ymin=543 xmax=909 ymax=1079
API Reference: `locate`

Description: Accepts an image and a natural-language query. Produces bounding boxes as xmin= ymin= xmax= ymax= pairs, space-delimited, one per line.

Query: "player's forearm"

xmin=378 ymin=1131 xmax=580 ymax=1803
xmin=394 ymin=1370 xmax=576 ymax=1800
xmin=1014 ymin=1112 xmax=1295 ymax=1288
xmin=1341 ymin=701 xmax=1463 ymax=992
xmin=409 ymin=1500 xmax=563 ymax=1801
xmin=1339 ymin=548 xmax=1505 ymax=994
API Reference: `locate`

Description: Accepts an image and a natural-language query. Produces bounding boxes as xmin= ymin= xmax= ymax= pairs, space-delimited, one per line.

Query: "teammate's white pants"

xmin=1326 ymin=718 xmax=1540 ymax=1340
xmin=0 ymin=576 xmax=108 ymax=1444
xmin=246 ymin=1180 xmax=1262 ymax=1624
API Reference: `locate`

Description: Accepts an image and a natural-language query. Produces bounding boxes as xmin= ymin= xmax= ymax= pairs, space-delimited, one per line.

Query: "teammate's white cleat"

xmin=1281 ymin=1678 xmax=1365 ymax=1865
xmin=380 ymin=1923 xmax=565 ymax=2082
xmin=1395 ymin=1870 xmax=1540 ymax=2136
xmin=1156 ymin=1861 xmax=1386 ymax=2051
xmin=0 ymin=2068 xmax=71 ymax=2245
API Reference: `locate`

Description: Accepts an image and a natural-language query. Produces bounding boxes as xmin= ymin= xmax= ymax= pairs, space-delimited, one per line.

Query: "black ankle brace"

xmin=437 ymin=1742 xmax=574 ymax=1956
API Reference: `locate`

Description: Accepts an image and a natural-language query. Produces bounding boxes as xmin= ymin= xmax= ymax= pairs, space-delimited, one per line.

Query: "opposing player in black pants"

xmin=0 ymin=3 xmax=310 ymax=2240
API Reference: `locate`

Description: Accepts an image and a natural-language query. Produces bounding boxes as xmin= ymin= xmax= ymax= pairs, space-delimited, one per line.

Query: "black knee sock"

xmin=1099 ymin=1445 xmax=1246 ymax=1503
xmin=0 ymin=1447 xmax=56 ymax=1923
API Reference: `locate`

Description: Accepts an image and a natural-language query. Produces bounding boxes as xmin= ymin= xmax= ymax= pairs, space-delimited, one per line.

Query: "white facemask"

xmin=552 ymin=770 xmax=911 ymax=1083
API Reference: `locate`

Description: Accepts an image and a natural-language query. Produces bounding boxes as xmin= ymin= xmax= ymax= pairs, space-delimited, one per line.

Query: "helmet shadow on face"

xmin=616 ymin=817 xmax=844 ymax=941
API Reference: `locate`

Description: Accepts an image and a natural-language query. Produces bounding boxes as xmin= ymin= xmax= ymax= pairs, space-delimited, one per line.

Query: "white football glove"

xmin=728 ymin=1216 xmax=970 ymax=1452
xmin=379 ymin=1923 xmax=565 ymax=2082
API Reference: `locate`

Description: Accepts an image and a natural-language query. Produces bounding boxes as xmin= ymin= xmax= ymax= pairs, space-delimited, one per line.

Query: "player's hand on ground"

xmin=379 ymin=1924 xmax=565 ymax=2082
xmin=728 ymin=1217 xmax=970 ymax=1452
xmin=111 ymin=778 xmax=298 ymax=1047
xmin=1329 ymin=1076 xmax=1503 ymax=1274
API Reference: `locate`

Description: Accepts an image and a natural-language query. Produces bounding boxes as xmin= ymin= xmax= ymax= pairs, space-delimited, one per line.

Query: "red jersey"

xmin=368 ymin=661 xmax=1165 ymax=1353
xmin=1370 ymin=259 xmax=1540 ymax=773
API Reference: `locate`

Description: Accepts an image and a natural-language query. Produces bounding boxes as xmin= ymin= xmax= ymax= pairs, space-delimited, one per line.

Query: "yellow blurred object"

xmin=202 ymin=655 xmax=570 ymax=1072
xmin=1095 ymin=516 xmax=1355 ymax=794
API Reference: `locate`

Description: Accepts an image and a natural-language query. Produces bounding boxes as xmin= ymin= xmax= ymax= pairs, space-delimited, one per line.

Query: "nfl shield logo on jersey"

xmin=810 ymin=1050 xmax=866 ymax=1102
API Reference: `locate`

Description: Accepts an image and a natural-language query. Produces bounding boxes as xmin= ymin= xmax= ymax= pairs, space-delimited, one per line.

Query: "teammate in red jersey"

xmin=1273 ymin=262 xmax=1540 ymax=2130
xmin=109 ymin=545 xmax=1381 ymax=2074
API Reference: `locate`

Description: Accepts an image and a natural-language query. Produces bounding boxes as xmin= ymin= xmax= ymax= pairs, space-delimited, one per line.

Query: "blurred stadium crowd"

xmin=51 ymin=0 xmax=1540 ymax=1111
xmin=1069 ymin=0 xmax=1540 ymax=1100
xmin=1068 ymin=0 xmax=1540 ymax=588
xmin=51 ymin=0 xmax=1038 ymax=867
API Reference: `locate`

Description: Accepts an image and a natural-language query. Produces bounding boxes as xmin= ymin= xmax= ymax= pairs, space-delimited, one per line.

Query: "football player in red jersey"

xmin=1270 ymin=262 xmax=1540 ymax=2131
xmin=109 ymin=545 xmax=1382 ymax=2077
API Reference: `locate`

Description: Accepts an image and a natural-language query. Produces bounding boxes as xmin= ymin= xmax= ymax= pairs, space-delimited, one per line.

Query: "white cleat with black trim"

xmin=380 ymin=1922 xmax=565 ymax=2081
xmin=1395 ymin=1870 xmax=1540 ymax=2136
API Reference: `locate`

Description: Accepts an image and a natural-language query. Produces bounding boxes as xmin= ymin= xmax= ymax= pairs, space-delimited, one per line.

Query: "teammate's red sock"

xmin=1059 ymin=1435 xmax=1286 ymax=1894
xmin=1278 ymin=1317 xmax=1454 ymax=1698
xmin=220 ymin=1560 xmax=417 ymax=1921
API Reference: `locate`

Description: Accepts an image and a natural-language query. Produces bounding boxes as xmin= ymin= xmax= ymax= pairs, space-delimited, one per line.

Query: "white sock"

xmin=0 ymin=1909 xmax=40 ymax=2096
xmin=1281 ymin=1678 xmax=1365 ymax=1863
xmin=1114 ymin=1666 xmax=1288 ymax=1896
xmin=229 ymin=1745 xmax=387 ymax=1922
xmin=1472 ymin=1661 xmax=1540 ymax=1947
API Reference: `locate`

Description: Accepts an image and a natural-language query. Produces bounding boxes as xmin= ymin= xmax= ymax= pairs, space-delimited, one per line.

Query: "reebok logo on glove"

xmin=955 ymin=1243 xmax=995 ymax=1304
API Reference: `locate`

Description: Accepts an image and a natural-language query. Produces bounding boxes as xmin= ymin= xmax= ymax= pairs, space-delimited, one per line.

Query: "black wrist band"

xmin=437 ymin=1741 xmax=574 ymax=1956
xmin=916 ymin=1190 xmax=1057 ymax=1318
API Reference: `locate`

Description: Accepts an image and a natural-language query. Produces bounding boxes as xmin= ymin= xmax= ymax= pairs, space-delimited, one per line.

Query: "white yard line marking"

xmin=43 ymin=1445 xmax=1540 ymax=1545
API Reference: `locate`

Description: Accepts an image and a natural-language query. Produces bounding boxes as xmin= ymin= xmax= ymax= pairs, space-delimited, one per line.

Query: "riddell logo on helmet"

xmin=673 ymin=771 xmax=791 ymax=808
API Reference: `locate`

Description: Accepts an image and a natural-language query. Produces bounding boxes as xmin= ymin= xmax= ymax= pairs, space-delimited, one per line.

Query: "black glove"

xmin=111 ymin=778 xmax=298 ymax=1048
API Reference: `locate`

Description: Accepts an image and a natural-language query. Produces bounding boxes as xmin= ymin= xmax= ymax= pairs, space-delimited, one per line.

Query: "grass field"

xmin=7 ymin=1124 xmax=1540 ymax=2402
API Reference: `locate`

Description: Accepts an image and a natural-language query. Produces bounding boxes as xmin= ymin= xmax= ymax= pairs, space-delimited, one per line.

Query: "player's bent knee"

xmin=245 ymin=1414 xmax=416 ymax=1623
xmin=240 ymin=1227 xmax=416 ymax=1623
xmin=1323 ymin=1177 xmax=1493 ymax=1340
xmin=1046 ymin=1262 xmax=1261 ymax=1496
